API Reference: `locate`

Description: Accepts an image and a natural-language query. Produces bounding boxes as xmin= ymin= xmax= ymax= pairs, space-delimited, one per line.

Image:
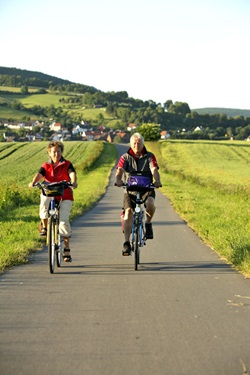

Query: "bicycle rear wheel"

xmin=48 ymin=217 xmax=56 ymax=274
xmin=134 ymin=220 xmax=140 ymax=271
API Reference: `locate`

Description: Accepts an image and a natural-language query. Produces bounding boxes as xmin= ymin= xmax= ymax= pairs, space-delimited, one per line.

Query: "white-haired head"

xmin=130 ymin=132 xmax=144 ymax=145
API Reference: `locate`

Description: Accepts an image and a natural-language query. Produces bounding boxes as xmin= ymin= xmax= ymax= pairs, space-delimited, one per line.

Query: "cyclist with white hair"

xmin=115 ymin=133 xmax=162 ymax=255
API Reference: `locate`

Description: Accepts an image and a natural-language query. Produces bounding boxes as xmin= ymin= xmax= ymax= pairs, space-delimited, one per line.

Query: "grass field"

xmin=1 ymin=139 xmax=250 ymax=276
xmin=0 ymin=85 xmax=117 ymax=125
xmin=146 ymin=140 xmax=250 ymax=276
xmin=159 ymin=140 xmax=250 ymax=193
xmin=0 ymin=86 xmax=39 ymax=93
xmin=0 ymin=106 xmax=37 ymax=120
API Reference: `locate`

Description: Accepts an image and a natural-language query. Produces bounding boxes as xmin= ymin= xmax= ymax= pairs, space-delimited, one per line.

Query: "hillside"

xmin=1 ymin=67 xmax=250 ymax=117
xmin=0 ymin=66 xmax=98 ymax=93
xmin=1 ymin=66 xmax=250 ymax=141
xmin=192 ymin=107 xmax=250 ymax=117
xmin=0 ymin=66 xmax=72 ymax=86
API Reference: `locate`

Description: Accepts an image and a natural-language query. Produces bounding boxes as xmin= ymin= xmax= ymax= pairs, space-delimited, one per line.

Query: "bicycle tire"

xmin=48 ymin=216 xmax=56 ymax=274
xmin=56 ymin=223 xmax=62 ymax=267
xmin=134 ymin=218 xmax=140 ymax=271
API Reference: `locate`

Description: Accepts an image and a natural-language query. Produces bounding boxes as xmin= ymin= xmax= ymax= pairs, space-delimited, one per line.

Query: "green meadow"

xmin=147 ymin=140 xmax=250 ymax=276
xmin=0 ymin=86 xmax=117 ymax=125
xmin=0 ymin=139 xmax=250 ymax=276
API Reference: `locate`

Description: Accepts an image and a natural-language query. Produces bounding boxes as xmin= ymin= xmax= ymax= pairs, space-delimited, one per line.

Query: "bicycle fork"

xmin=132 ymin=211 xmax=146 ymax=248
xmin=48 ymin=199 xmax=61 ymax=247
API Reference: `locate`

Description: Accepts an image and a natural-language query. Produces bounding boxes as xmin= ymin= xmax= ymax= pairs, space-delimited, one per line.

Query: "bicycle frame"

xmin=34 ymin=180 xmax=72 ymax=273
xmin=131 ymin=191 xmax=147 ymax=270
xmin=126 ymin=184 xmax=154 ymax=270
xmin=47 ymin=197 xmax=63 ymax=273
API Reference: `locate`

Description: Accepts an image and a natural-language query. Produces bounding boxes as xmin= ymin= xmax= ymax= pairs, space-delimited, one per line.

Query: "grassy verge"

xmin=146 ymin=140 xmax=250 ymax=277
xmin=0 ymin=142 xmax=117 ymax=273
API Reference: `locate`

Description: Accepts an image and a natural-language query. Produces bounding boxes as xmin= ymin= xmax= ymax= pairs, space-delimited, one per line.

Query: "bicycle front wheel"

xmin=48 ymin=217 xmax=56 ymax=274
xmin=56 ymin=224 xmax=62 ymax=267
xmin=134 ymin=220 xmax=140 ymax=271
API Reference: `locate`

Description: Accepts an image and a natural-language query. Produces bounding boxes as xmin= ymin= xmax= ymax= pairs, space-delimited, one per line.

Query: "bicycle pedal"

xmin=122 ymin=251 xmax=131 ymax=256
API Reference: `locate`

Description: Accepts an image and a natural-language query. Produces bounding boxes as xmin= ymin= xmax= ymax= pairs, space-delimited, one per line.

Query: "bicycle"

xmin=34 ymin=180 xmax=72 ymax=274
xmin=118 ymin=180 xmax=155 ymax=271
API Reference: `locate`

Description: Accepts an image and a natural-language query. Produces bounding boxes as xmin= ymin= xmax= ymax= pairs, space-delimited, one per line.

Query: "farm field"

xmin=0 ymin=86 xmax=39 ymax=93
xmin=0 ymin=139 xmax=250 ymax=276
xmin=0 ymin=86 xmax=117 ymax=125
xmin=159 ymin=140 xmax=250 ymax=193
xmin=0 ymin=91 xmax=73 ymax=108
xmin=0 ymin=106 xmax=37 ymax=121
xmin=147 ymin=140 xmax=250 ymax=276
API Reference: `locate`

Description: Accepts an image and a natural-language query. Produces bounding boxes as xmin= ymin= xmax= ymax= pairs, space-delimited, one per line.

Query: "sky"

xmin=1 ymin=0 xmax=250 ymax=109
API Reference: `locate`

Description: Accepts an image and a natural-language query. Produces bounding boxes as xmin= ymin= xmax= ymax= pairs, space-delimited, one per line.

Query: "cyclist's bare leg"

xmin=64 ymin=237 xmax=70 ymax=249
xmin=41 ymin=218 xmax=48 ymax=229
xmin=145 ymin=197 xmax=155 ymax=224
xmin=63 ymin=237 xmax=72 ymax=262
xmin=124 ymin=208 xmax=133 ymax=242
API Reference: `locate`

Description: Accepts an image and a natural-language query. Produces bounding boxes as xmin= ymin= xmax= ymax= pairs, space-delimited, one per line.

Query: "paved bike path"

xmin=0 ymin=144 xmax=250 ymax=375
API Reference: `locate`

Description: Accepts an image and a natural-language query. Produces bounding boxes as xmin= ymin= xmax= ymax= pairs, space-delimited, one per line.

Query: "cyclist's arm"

xmin=151 ymin=167 xmax=162 ymax=188
xmin=69 ymin=171 xmax=78 ymax=188
xmin=28 ymin=173 xmax=44 ymax=188
xmin=115 ymin=167 xmax=125 ymax=187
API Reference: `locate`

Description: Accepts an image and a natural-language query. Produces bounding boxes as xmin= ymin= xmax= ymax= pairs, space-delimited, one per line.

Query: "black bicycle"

xmin=34 ymin=180 xmax=72 ymax=274
xmin=119 ymin=181 xmax=155 ymax=270
xmin=128 ymin=185 xmax=154 ymax=270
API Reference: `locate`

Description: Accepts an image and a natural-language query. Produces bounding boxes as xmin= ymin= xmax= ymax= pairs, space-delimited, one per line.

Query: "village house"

xmin=160 ymin=130 xmax=170 ymax=139
xmin=72 ymin=124 xmax=88 ymax=137
xmin=49 ymin=122 xmax=62 ymax=132
xmin=127 ymin=123 xmax=137 ymax=132
xmin=107 ymin=131 xmax=130 ymax=143
xmin=4 ymin=120 xmax=42 ymax=131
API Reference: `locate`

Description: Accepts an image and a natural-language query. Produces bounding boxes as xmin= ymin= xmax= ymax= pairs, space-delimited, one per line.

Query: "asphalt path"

xmin=1 ymin=144 xmax=250 ymax=375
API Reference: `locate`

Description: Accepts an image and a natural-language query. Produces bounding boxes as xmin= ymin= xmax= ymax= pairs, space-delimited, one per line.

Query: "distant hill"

xmin=1 ymin=67 xmax=250 ymax=118
xmin=0 ymin=66 xmax=97 ymax=93
xmin=191 ymin=107 xmax=250 ymax=118
xmin=0 ymin=66 xmax=73 ymax=85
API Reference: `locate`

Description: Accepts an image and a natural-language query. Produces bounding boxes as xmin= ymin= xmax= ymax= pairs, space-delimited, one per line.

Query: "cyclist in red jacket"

xmin=115 ymin=133 xmax=162 ymax=255
xmin=29 ymin=141 xmax=77 ymax=262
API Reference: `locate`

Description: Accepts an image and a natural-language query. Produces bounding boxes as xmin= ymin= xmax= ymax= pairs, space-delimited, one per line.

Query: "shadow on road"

xmin=74 ymin=220 xmax=185 ymax=228
xmin=56 ymin=260 xmax=233 ymax=276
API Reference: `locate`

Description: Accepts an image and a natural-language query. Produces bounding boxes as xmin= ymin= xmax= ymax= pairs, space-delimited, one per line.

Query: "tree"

xmin=215 ymin=126 xmax=225 ymax=137
xmin=236 ymin=124 xmax=250 ymax=139
xmin=168 ymin=101 xmax=191 ymax=116
xmin=133 ymin=123 xmax=161 ymax=141
xmin=21 ymin=85 xmax=29 ymax=94
xmin=163 ymin=100 xmax=173 ymax=111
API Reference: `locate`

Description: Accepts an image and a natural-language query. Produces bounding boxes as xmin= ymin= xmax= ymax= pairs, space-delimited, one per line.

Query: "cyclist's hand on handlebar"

xmin=115 ymin=179 xmax=124 ymax=187
xmin=29 ymin=182 xmax=38 ymax=188
xmin=154 ymin=181 xmax=162 ymax=188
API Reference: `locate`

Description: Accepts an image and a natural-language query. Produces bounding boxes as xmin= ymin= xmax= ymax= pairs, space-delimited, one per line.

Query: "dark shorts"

xmin=123 ymin=190 xmax=156 ymax=210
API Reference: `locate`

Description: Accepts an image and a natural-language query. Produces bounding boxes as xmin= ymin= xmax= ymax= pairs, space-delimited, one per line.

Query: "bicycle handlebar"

xmin=33 ymin=180 xmax=73 ymax=197
xmin=115 ymin=182 xmax=156 ymax=190
xmin=33 ymin=180 xmax=73 ymax=188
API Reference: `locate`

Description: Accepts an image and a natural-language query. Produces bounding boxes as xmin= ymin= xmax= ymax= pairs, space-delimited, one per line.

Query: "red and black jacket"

xmin=38 ymin=157 xmax=76 ymax=201
xmin=116 ymin=146 xmax=159 ymax=182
